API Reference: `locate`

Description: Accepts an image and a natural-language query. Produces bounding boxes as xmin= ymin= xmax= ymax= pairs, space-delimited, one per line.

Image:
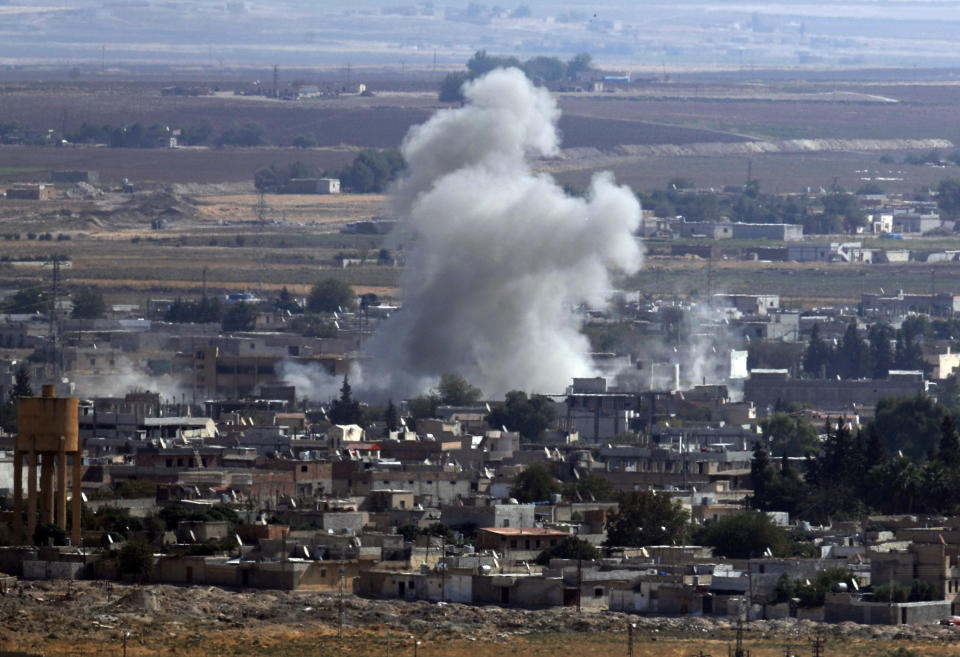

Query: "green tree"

xmin=180 ymin=121 xmax=213 ymax=146
xmin=384 ymin=399 xmax=399 ymax=433
xmin=118 ymin=540 xmax=155 ymax=582
xmin=221 ymin=301 xmax=257 ymax=332
xmin=856 ymin=183 xmax=885 ymax=195
xmin=466 ymin=50 xmax=522 ymax=76
xmin=534 ymin=536 xmax=599 ymax=565
xmin=0 ymin=364 xmax=31 ymax=433
xmin=894 ymin=327 xmax=925 ymax=372
xmin=523 ymin=56 xmax=565 ymax=82
xmin=868 ymin=323 xmax=895 ymax=379
xmin=486 ymin=390 xmax=556 ymax=440
xmin=307 ymin=278 xmax=355 ymax=313
xmin=837 ymin=321 xmax=869 ymax=380
xmin=71 ymin=287 xmax=106 ymax=319
xmin=435 ymin=373 xmax=483 ymax=406
xmin=11 ymin=364 xmax=32 ymax=399
xmin=939 ymin=414 xmax=960 ymax=468
xmin=407 ymin=394 xmax=439 ymax=420
xmin=274 ymin=286 xmax=301 ymax=314
xmin=761 ymin=413 xmax=819 ymax=457
xmin=439 ymin=71 xmax=470 ymax=103
xmin=4 ymin=286 xmax=48 ymax=314
xmin=803 ymin=323 xmax=833 ymax=378
xmin=604 ymin=490 xmax=689 ymax=547
xmin=821 ymin=191 xmax=863 ymax=232
xmin=566 ymin=53 xmax=594 ymax=79
xmin=562 ymin=473 xmax=616 ymax=502
xmin=866 ymin=455 xmax=924 ymax=514
xmin=937 ymin=178 xmax=960 ymax=219
xmin=292 ymin=134 xmax=317 ymax=149
xmin=511 ymin=463 xmax=560 ymax=503
xmin=215 ymin=122 xmax=266 ymax=147
xmin=750 ymin=440 xmax=776 ymax=510
xmin=334 ymin=149 xmax=405 ymax=193
xmin=328 ymin=375 xmax=362 ymax=425
xmin=695 ymin=510 xmax=789 ymax=559
xmin=34 ymin=523 xmax=68 ymax=546
xmin=873 ymin=394 xmax=945 ymax=460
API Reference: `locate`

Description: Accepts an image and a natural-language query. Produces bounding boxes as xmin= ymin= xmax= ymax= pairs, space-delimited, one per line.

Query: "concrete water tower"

xmin=13 ymin=384 xmax=82 ymax=546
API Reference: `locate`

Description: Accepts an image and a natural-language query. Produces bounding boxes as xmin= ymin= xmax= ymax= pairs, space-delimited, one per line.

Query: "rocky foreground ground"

xmin=3 ymin=580 xmax=960 ymax=653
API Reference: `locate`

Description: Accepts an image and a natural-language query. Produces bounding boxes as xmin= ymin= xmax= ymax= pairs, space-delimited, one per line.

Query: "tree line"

xmin=639 ymin=178 xmax=864 ymax=233
xmin=752 ymin=399 xmax=960 ymax=520
xmin=439 ymin=50 xmax=595 ymax=103
xmin=640 ymin=175 xmax=960 ymax=230
xmin=801 ymin=319 xmax=925 ymax=380
xmin=254 ymin=149 xmax=405 ymax=193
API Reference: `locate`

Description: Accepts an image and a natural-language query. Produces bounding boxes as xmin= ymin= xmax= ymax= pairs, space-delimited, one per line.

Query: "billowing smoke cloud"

xmin=71 ymin=356 xmax=186 ymax=401
xmin=276 ymin=359 xmax=343 ymax=403
xmin=357 ymin=68 xmax=644 ymax=398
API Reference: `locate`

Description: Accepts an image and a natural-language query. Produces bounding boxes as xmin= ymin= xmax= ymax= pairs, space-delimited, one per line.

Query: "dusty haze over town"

xmin=3 ymin=0 xmax=960 ymax=70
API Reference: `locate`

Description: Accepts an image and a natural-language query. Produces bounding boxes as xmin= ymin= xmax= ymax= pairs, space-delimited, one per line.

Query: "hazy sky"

xmin=2 ymin=1 xmax=960 ymax=70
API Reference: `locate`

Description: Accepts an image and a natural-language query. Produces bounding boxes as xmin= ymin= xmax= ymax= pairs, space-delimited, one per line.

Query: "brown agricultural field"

xmin=0 ymin=145 xmax=358 ymax=186
xmin=558 ymin=85 xmax=960 ymax=142
xmin=0 ymin=190 xmax=401 ymax=304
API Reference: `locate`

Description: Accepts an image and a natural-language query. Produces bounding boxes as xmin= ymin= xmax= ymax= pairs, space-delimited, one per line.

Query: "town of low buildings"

xmin=6 ymin=173 xmax=960 ymax=636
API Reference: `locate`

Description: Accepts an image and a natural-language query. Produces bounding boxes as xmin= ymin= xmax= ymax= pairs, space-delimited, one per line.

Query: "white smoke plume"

xmin=275 ymin=359 xmax=344 ymax=403
xmin=71 ymin=356 xmax=187 ymax=402
xmin=357 ymin=68 xmax=644 ymax=398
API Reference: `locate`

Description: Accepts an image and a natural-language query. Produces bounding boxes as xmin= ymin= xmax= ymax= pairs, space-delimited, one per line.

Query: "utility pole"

xmin=272 ymin=65 xmax=279 ymax=98
xmin=49 ymin=257 xmax=61 ymax=376
xmin=706 ymin=258 xmax=713 ymax=302
xmin=576 ymin=558 xmax=582 ymax=613
xmin=338 ymin=560 xmax=345 ymax=640
xmin=627 ymin=622 xmax=636 ymax=657
xmin=731 ymin=615 xmax=748 ymax=657
xmin=810 ymin=630 xmax=825 ymax=657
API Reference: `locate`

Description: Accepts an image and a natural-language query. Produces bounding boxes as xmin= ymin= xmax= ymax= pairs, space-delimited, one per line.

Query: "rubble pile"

xmin=3 ymin=581 xmax=960 ymax=646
